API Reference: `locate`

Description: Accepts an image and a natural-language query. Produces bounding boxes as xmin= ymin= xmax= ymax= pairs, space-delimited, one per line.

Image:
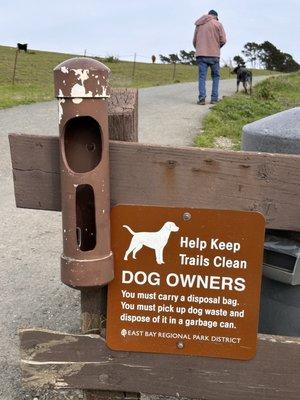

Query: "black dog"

xmin=232 ymin=65 xmax=252 ymax=94
xmin=17 ymin=43 xmax=28 ymax=52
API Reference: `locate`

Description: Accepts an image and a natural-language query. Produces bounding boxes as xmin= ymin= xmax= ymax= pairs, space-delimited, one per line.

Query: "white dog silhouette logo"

xmin=123 ymin=222 xmax=179 ymax=265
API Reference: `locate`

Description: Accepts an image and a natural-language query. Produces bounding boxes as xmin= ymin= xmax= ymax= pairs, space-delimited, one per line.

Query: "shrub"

xmin=103 ymin=55 xmax=120 ymax=63
xmin=255 ymin=79 xmax=275 ymax=100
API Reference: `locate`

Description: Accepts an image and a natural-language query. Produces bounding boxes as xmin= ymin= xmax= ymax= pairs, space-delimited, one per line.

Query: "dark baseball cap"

xmin=208 ymin=10 xmax=218 ymax=17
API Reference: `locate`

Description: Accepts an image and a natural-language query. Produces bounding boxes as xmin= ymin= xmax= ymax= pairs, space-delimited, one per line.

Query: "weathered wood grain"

xmin=20 ymin=329 xmax=300 ymax=400
xmin=108 ymin=88 xmax=138 ymax=142
xmin=81 ymin=287 xmax=107 ymax=335
xmin=9 ymin=135 xmax=300 ymax=231
xmin=85 ymin=391 xmax=139 ymax=400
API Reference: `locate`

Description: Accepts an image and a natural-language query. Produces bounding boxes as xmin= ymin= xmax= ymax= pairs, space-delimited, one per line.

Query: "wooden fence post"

xmin=12 ymin=49 xmax=19 ymax=85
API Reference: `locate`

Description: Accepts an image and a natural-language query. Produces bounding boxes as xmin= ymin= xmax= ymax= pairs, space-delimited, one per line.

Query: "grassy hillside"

xmin=194 ymin=72 xmax=300 ymax=150
xmin=0 ymin=45 xmax=273 ymax=109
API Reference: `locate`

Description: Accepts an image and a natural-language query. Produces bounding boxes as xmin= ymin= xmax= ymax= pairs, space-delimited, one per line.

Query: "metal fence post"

xmin=54 ymin=57 xmax=114 ymax=289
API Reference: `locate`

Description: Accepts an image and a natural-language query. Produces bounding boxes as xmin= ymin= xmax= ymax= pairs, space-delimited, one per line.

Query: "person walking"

xmin=193 ymin=10 xmax=227 ymax=105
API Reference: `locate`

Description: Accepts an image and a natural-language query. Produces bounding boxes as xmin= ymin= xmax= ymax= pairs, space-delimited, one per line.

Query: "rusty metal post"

xmin=54 ymin=57 xmax=114 ymax=289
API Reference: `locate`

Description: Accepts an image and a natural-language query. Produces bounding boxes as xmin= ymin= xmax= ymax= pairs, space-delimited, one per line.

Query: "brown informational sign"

xmin=107 ymin=205 xmax=265 ymax=360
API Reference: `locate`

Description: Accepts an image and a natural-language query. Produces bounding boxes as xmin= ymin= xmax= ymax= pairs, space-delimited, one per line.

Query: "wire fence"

xmin=8 ymin=47 xmax=196 ymax=86
xmin=85 ymin=51 xmax=164 ymax=63
xmin=83 ymin=51 xmax=198 ymax=81
xmin=10 ymin=46 xmax=254 ymax=87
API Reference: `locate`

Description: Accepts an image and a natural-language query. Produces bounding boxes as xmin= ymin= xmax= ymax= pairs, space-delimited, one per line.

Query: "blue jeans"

xmin=197 ymin=57 xmax=220 ymax=102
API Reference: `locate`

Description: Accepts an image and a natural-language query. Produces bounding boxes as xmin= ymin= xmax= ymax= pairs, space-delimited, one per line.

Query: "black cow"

xmin=17 ymin=43 xmax=28 ymax=52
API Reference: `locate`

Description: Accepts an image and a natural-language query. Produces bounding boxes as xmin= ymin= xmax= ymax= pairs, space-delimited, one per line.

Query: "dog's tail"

xmin=123 ymin=225 xmax=135 ymax=235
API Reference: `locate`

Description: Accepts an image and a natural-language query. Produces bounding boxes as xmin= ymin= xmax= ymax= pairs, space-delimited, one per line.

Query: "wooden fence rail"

xmin=9 ymin=135 xmax=300 ymax=231
xmin=20 ymin=329 xmax=300 ymax=400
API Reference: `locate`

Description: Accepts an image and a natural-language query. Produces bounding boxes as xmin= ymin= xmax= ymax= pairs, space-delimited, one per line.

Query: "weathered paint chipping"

xmin=71 ymin=69 xmax=90 ymax=85
xmin=57 ymin=65 xmax=109 ymax=99
xmin=70 ymin=69 xmax=92 ymax=102
xmin=58 ymin=90 xmax=65 ymax=123
xmin=101 ymin=85 xmax=108 ymax=97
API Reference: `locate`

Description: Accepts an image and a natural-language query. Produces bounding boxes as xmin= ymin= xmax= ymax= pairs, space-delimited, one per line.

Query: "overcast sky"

xmin=0 ymin=0 xmax=299 ymax=64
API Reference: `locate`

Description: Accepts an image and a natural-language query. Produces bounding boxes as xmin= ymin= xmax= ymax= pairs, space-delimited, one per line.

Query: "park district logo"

xmin=123 ymin=222 xmax=179 ymax=265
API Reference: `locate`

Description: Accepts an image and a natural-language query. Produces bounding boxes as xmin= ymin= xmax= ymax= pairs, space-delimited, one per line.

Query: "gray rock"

xmin=242 ymin=107 xmax=300 ymax=155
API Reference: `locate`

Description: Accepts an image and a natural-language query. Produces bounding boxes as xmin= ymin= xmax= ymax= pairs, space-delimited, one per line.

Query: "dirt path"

xmin=0 ymin=76 xmax=268 ymax=399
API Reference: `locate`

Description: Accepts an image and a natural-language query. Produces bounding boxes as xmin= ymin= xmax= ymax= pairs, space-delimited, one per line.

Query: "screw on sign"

xmin=107 ymin=205 xmax=266 ymax=360
xmin=54 ymin=58 xmax=114 ymax=288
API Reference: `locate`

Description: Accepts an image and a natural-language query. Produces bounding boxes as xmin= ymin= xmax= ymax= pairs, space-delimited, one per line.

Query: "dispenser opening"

xmin=64 ymin=116 xmax=102 ymax=173
xmin=76 ymin=184 xmax=96 ymax=251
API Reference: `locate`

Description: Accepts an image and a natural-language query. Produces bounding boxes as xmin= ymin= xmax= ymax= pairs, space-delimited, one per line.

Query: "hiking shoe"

xmin=197 ymin=100 xmax=206 ymax=105
xmin=210 ymin=100 xmax=219 ymax=104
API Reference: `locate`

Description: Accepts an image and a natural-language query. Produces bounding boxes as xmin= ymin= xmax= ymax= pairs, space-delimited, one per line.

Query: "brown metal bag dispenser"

xmin=54 ymin=57 xmax=114 ymax=288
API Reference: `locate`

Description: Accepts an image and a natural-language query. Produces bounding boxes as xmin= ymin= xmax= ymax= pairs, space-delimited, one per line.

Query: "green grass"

xmin=0 ymin=45 xmax=273 ymax=109
xmin=194 ymin=72 xmax=300 ymax=150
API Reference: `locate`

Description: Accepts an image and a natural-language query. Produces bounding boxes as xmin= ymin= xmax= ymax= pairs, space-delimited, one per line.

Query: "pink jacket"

xmin=193 ymin=15 xmax=227 ymax=58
